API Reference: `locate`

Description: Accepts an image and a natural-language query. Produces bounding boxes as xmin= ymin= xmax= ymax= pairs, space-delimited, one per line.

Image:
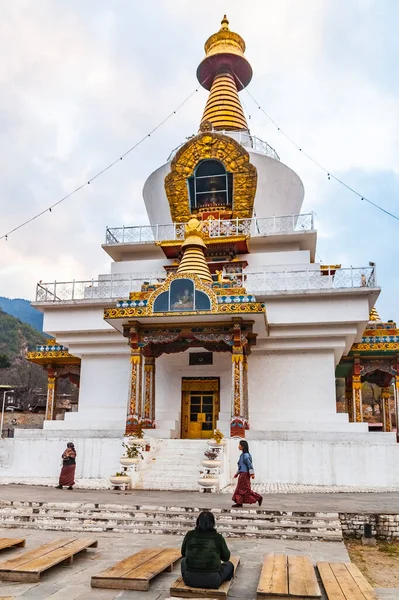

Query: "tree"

xmin=0 ymin=353 xmax=11 ymax=369
xmin=1 ymin=357 xmax=47 ymax=411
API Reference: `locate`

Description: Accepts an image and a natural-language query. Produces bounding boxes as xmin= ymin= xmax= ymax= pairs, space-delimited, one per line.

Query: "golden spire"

xmin=369 ymin=307 xmax=382 ymax=322
xmin=197 ymin=16 xmax=252 ymax=132
xmin=177 ymin=219 xmax=213 ymax=284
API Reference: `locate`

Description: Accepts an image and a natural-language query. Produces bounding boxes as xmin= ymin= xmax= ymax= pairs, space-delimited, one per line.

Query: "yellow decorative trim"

xmin=27 ymin=350 xmax=74 ymax=360
xmin=182 ymin=379 xmax=219 ymax=392
xmin=352 ymin=342 xmax=399 ymax=351
xmin=164 ymin=132 xmax=257 ymax=222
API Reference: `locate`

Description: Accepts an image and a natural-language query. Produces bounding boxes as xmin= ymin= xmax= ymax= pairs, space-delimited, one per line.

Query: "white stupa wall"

xmin=142 ymin=145 xmax=305 ymax=228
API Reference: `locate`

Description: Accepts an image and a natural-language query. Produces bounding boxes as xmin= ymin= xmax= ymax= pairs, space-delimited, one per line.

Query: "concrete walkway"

xmin=0 ymin=526 xmax=348 ymax=599
xmin=1 ymin=484 xmax=399 ymax=512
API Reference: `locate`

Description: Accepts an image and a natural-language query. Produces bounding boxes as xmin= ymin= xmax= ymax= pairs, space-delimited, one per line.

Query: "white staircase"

xmin=135 ymin=439 xmax=208 ymax=491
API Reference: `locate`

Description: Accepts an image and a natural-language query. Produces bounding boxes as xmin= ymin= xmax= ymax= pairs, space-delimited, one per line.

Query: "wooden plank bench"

xmin=0 ymin=539 xmax=25 ymax=552
xmin=91 ymin=547 xmax=181 ymax=591
xmin=0 ymin=537 xmax=98 ymax=583
xmin=317 ymin=562 xmax=378 ymax=600
xmin=170 ymin=556 xmax=240 ymax=599
xmin=257 ymin=554 xmax=321 ymax=599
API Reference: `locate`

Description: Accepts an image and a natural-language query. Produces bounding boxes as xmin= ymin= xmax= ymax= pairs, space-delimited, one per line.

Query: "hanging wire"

xmin=233 ymin=73 xmax=399 ymax=223
xmin=0 ymin=80 xmax=208 ymax=242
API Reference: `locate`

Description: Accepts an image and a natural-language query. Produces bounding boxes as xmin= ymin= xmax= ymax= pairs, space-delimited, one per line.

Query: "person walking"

xmin=232 ymin=440 xmax=263 ymax=508
xmin=56 ymin=442 xmax=76 ymax=490
xmin=180 ymin=511 xmax=234 ymax=589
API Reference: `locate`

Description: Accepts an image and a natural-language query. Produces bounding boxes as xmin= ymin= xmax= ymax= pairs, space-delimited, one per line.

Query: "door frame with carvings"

xmin=181 ymin=378 xmax=220 ymax=439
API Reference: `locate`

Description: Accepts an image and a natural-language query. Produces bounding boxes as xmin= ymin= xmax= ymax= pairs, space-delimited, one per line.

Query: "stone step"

xmin=0 ymin=503 xmax=340 ymax=519
xmin=0 ymin=507 xmax=341 ymax=526
xmin=0 ymin=519 xmax=342 ymax=540
xmin=18 ymin=515 xmax=341 ymax=532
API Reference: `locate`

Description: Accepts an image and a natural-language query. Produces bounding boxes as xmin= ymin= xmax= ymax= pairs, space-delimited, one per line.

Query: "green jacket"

xmin=181 ymin=528 xmax=231 ymax=572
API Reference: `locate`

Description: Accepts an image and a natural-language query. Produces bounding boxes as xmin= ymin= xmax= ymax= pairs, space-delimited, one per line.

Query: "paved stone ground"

xmin=0 ymin=526 xmax=349 ymax=599
xmin=375 ymin=590 xmax=399 ymax=599
xmin=1 ymin=485 xmax=399 ymax=513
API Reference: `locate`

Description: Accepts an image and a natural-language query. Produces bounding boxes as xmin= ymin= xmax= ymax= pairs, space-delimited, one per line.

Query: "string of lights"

xmin=236 ymin=74 xmax=399 ymax=223
xmin=0 ymin=81 xmax=208 ymax=242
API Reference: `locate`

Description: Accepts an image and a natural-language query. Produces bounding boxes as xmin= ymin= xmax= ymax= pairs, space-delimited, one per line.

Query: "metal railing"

xmin=167 ymin=131 xmax=280 ymax=162
xmin=35 ymin=266 xmax=377 ymax=303
xmin=105 ymin=213 xmax=314 ymax=245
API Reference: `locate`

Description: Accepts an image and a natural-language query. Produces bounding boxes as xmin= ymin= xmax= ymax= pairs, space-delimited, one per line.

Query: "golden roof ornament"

xmin=176 ymin=218 xmax=213 ymax=283
xmin=197 ymin=16 xmax=252 ymax=132
xmin=369 ymin=307 xmax=382 ymax=322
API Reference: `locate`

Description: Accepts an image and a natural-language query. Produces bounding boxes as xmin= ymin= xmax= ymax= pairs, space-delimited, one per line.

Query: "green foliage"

xmin=0 ymin=354 xmax=11 ymax=369
xmin=122 ymin=442 xmax=143 ymax=459
xmin=0 ymin=297 xmax=43 ymax=332
xmin=0 ymin=309 xmax=47 ymax=359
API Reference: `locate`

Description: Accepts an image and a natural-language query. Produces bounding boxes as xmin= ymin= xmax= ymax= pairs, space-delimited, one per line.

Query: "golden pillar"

xmin=230 ymin=346 xmax=248 ymax=437
xmin=352 ymin=375 xmax=363 ymax=423
xmin=382 ymin=386 xmax=392 ymax=432
xmin=345 ymin=377 xmax=354 ymax=422
xmin=125 ymin=347 xmax=143 ymax=435
xmin=142 ymin=356 xmax=156 ymax=428
xmin=45 ymin=367 xmax=57 ymax=421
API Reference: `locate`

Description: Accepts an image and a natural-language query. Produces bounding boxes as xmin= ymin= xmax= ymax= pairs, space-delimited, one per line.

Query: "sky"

xmin=0 ymin=0 xmax=398 ymax=322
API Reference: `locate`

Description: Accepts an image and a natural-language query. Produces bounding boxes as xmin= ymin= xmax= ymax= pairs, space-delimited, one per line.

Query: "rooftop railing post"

xmin=91 ymin=279 xmax=94 ymax=299
xmin=173 ymin=222 xmax=176 ymax=240
xmin=273 ymin=215 xmax=276 ymax=234
xmin=54 ymin=281 xmax=57 ymax=302
xmin=235 ymin=217 xmax=239 ymax=235
xmin=72 ymin=280 xmax=75 ymax=301
xmin=122 ymin=226 xmax=125 ymax=243
xmin=350 ymin=267 xmax=354 ymax=288
xmin=292 ymin=213 xmax=295 ymax=232
xmin=311 ymin=212 xmax=314 ymax=230
xmin=306 ymin=269 xmax=309 ymax=290
xmin=156 ymin=224 xmax=159 ymax=242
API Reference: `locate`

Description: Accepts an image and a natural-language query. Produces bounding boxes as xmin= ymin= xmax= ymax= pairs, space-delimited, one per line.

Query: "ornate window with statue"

xmin=188 ymin=159 xmax=233 ymax=212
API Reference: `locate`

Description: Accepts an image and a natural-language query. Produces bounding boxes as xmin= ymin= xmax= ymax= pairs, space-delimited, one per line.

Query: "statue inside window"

xmin=188 ymin=159 xmax=232 ymax=212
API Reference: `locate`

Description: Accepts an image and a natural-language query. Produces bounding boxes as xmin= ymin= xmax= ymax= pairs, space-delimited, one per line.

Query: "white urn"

xmin=201 ymin=459 xmax=222 ymax=468
xmin=209 ymin=439 xmax=227 ymax=448
xmin=127 ymin=438 xmax=146 ymax=447
xmin=198 ymin=476 xmax=219 ymax=488
xmin=109 ymin=475 xmax=131 ymax=486
xmin=120 ymin=457 xmax=140 ymax=467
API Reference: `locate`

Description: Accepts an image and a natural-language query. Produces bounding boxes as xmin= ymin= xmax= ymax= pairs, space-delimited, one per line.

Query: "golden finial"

xmin=221 ymin=15 xmax=229 ymax=30
xmin=197 ymin=16 xmax=252 ymax=132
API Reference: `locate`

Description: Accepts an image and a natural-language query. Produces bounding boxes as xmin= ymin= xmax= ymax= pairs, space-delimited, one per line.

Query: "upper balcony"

xmin=103 ymin=213 xmax=316 ymax=260
xmin=167 ymin=131 xmax=280 ymax=162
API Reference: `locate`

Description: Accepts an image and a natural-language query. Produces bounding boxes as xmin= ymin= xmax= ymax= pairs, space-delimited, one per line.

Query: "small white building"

xmin=3 ymin=16 xmax=398 ymax=490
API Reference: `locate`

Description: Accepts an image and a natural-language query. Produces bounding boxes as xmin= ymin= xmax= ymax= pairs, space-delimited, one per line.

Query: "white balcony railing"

xmin=105 ymin=213 xmax=314 ymax=245
xmin=35 ymin=266 xmax=377 ymax=303
xmin=167 ymin=131 xmax=280 ymax=162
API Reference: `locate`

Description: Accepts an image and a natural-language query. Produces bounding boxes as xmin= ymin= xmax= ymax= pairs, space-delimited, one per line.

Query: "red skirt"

xmin=232 ymin=472 xmax=262 ymax=505
xmin=59 ymin=464 xmax=76 ymax=487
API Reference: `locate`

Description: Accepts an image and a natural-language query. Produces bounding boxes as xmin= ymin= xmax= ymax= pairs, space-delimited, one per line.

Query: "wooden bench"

xmin=317 ymin=562 xmax=378 ymax=600
xmin=0 ymin=538 xmax=25 ymax=552
xmin=257 ymin=554 xmax=321 ymax=599
xmin=0 ymin=537 xmax=98 ymax=583
xmin=92 ymin=547 xmax=181 ymax=591
xmin=170 ymin=556 xmax=240 ymax=599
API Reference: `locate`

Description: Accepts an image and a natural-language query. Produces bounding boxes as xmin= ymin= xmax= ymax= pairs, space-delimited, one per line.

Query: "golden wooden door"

xmin=181 ymin=379 xmax=220 ymax=439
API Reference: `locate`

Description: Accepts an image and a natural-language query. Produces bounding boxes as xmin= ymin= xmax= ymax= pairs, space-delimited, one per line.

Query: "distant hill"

xmin=0 ymin=297 xmax=43 ymax=332
xmin=0 ymin=309 xmax=47 ymax=358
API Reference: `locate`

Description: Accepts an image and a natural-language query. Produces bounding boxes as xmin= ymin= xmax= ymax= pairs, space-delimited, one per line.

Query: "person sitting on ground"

xmin=180 ymin=510 xmax=234 ymax=589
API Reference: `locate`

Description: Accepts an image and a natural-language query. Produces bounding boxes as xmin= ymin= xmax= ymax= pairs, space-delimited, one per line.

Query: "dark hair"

xmin=196 ymin=510 xmax=216 ymax=532
xmin=67 ymin=442 xmax=75 ymax=451
xmin=239 ymin=440 xmax=249 ymax=454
